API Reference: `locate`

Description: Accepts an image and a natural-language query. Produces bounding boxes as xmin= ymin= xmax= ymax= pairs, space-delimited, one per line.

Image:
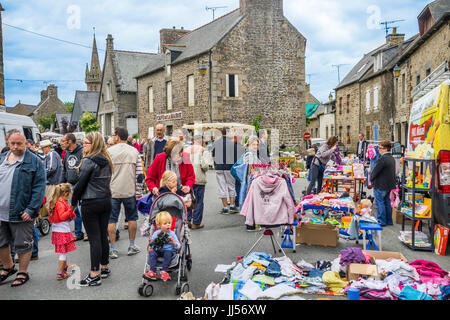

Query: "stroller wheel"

xmin=181 ymin=283 xmax=189 ymax=294
xmin=38 ymin=217 xmax=51 ymax=236
xmin=186 ymin=259 xmax=192 ymax=271
xmin=138 ymin=283 xmax=153 ymax=297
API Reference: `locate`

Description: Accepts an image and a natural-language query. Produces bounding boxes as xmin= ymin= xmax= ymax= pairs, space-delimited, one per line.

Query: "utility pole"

xmin=332 ymin=64 xmax=349 ymax=85
xmin=206 ymin=6 xmax=227 ymax=20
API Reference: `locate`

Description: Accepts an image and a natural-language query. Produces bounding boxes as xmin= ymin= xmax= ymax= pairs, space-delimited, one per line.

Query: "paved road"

xmin=1 ymin=171 xmax=449 ymax=300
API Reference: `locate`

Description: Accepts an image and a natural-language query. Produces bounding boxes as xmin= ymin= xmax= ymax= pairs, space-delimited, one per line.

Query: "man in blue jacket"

xmin=0 ymin=131 xmax=46 ymax=287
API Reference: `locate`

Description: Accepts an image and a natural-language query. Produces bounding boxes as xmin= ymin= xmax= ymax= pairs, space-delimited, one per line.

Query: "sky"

xmin=2 ymin=0 xmax=430 ymax=107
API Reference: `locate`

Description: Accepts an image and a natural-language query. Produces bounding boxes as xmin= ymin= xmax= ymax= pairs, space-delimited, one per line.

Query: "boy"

xmin=143 ymin=211 xmax=181 ymax=281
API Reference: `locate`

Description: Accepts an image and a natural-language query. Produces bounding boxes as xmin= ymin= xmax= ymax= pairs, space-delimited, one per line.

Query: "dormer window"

xmin=165 ymin=50 xmax=171 ymax=76
xmin=374 ymin=53 xmax=383 ymax=72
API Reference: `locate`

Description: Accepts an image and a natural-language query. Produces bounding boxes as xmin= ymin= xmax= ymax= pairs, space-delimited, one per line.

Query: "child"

xmin=160 ymin=170 xmax=192 ymax=208
xmin=48 ymin=183 xmax=77 ymax=280
xmin=143 ymin=211 xmax=181 ymax=281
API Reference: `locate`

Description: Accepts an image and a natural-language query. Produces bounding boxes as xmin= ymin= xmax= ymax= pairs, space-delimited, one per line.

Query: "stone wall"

xmin=98 ymin=50 xmax=119 ymax=136
xmin=335 ymin=82 xmax=360 ymax=153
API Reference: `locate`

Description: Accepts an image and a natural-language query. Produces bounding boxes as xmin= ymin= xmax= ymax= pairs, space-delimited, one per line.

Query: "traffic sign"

xmin=304 ymin=132 xmax=311 ymax=140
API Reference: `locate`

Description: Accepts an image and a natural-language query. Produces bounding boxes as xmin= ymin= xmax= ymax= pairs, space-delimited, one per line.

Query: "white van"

xmin=0 ymin=112 xmax=41 ymax=150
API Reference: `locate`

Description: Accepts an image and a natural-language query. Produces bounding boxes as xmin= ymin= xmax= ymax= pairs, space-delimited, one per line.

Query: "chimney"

xmin=47 ymin=84 xmax=57 ymax=98
xmin=159 ymin=27 xmax=190 ymax=53
xmin=40 ymin=89 xmax=48 ymax=103
xmin=386 ymin=27 xmax=405 ymax=46
xmin=240 ymin=0 xmax=283 ymax=16
xmin=106 ymin=34 xmax=114 ymax=52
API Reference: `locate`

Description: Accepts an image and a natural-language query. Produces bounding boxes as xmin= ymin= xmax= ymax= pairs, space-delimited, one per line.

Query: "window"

xmin=366 ymin=89 xmax=371 ymax=112
xmin=148 ymin=87 xmax=154 ymax=113
xmin=374 ymin=53 xmax=383 ymax=72
xmin=165 ymin=50 xmax=171 ymax=76
xmin=366 ymin=126 xmax=371 ymax=141
xmin=426 ymin=68 xmax=431 ymax=77
xmin=106 ymin=82 xmax=112 ymax=101
xmin=315 ymin=128 xmax=318 ymax=138
xmin=346 ymin=125 xmax=351 ymax=145
xmin=331 ymin=125 xmax=334 ymax=136
xmin=416 ymin=74 xmax=421 ymax=86
xmin=339 ymin=126 xmax=343 ymax=140
xmin=346 ymin=94 xmax=350 ymax=113
xmin=339 ymin=97 xmax=343 ymax=115
xmin=326 ymin=126 xmax=329 ymax=139
xmin=401 ymin=74 xmax=406 ymax=104
xmin=187 ymin=75 xmax=195 ymax=107
xmin=166 ymin=81 xmax=172 ymax=110
xmin=373 ymin=86 xmax=379 ymax=110
xmin=226 ymin=74 xmax=238 ymax=98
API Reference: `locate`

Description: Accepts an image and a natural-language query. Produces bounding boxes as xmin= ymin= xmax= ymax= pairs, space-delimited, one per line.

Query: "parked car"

xmin=0 ymin=112 xmax=41 ymax=150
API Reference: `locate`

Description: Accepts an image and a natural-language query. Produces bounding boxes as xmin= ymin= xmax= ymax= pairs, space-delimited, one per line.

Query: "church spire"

xmin=85 ymin=28 xmax=101 ymax=92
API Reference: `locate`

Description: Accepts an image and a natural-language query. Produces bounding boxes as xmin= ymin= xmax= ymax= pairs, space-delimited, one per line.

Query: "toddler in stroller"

xmin=143 ymin=211 xmax=180 ymax=281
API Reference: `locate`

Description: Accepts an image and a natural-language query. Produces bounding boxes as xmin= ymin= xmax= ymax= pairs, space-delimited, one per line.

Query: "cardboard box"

xmin=346 ymin=250 xmax=408 ymax=281
xmin=434 ymin=225 xmax=449 ymax=256
xmin=296 ymin=222 xmax=339 ymax=247
xmin=394 ymin=208 xmax=412 ymax=225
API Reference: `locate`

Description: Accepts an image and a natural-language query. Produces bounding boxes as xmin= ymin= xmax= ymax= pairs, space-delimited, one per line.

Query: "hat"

xmin=40 ymin=140 xmax=52 ymax=148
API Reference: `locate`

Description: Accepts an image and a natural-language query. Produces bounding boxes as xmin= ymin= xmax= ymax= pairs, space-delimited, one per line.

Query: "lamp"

xmin=393 ymin=64 xmax=401 ymax=78
xmin=199 ymin=64 xmax=207 ymax=76
xmin=328 ymin=92 xmax=333 ymax=101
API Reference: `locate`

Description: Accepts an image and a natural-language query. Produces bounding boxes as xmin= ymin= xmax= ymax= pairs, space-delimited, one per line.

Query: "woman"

xmin=306 ymin=136 xmax=339 ymax=195
xmin=72 ymin=132 xmax=113 ymax=287
xmin=145 ymin=137 xmax=195 ymax=198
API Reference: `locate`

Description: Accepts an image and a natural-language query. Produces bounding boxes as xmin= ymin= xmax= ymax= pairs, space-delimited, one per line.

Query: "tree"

xmin=37 ymin=113 xmax=56 ymax=131
xmin=80 ymin=111 xmax=99 ymax=133
xmin=64 ymin=102 xmax=74 ymax=113
xmin=251 ymin=114 xmax=262 ymax=134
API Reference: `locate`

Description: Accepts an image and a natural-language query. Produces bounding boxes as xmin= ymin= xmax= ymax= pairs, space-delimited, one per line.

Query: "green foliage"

xmin=64 ymin=102 xmax=74 ymax=113
xmin=251 ymin=115 xmax=262 ymax=133
xmin=37 ymin=113 xmax=56 ymax=130
xmin=80 ymin=111 xmax=99 ymax=133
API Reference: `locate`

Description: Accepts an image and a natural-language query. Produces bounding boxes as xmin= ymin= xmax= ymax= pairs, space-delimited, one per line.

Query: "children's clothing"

xmin=148 ymin=229 xmax=181 ymax=272
xmin=50 ymin=198 xmax=77 ymax=254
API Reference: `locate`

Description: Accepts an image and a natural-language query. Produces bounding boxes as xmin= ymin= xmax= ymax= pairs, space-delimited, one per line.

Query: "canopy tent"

xmin=40 ymin=132 xmax=63 ymax=138
xmin=306 ymin=104 xmax=320 ymax=119
xmin=182 ymin=122 xmax=255 ymax=131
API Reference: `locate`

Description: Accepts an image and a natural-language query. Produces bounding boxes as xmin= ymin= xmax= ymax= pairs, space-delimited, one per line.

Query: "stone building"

xmin=136 ymin=0 xmax=307 ymax=149
xmin=85 ymin=34 xmax=102 ymax=92
xmin=392 ymin=0 xmax=450 ymax=146
xmin=71 ymin=90 xmax=99 ymax=130
xmin=30 ymin=84 xmax=66 ymax=126
xmin=8 ymin=101 xmax=37 ymax=116
xmin=96 ymin=34 xmax=156 ymax=137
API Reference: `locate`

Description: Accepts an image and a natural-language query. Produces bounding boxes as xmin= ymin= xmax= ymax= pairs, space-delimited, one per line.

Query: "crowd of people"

xmin=0 ymin=124 xmax=275 ymax=287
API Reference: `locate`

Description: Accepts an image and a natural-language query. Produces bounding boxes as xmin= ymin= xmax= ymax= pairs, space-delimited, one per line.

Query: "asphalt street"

xmin=1 ymin=170 xmax=449 ymax=300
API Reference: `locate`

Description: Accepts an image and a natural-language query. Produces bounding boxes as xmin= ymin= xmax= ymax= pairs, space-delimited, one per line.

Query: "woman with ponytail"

xmin=48 ymin=183 xmax=77 ymax=280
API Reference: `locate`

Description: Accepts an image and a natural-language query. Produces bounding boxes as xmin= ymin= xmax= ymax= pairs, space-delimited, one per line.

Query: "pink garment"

xmin=410 ymin=260 xmax=448 ymax=278
xmin=133 ymin=142 xmax=141 ymax=152
xmin=240 ymin=174 xmax=295 ymax=226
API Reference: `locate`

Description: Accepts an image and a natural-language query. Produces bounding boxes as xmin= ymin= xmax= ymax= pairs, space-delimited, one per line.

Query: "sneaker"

xmin=109 ymin=249 xmax=119 ymax=259
xmin=191 ymin=223 xmax=204 ymax=230
xmin=79 ymin=274 xmax=101 ymax=287
xmin=57 ymin=272 xmax=70 ymax=280
xmin=143 ymin=270 xmax=157 ymax=281
xmin=218 ymin=208 xmax=229 ymax=215
xmin=229 ymin=206 xmax=240 ymax=214
xmin=160 ymin=270 xmax=171 ymax=282
xmin=127 ymin=245 xmax=141 ymax=256
xmin=246 ymin=225 xmax=262 ymax=232
xmin=100 ymin=268 xmax=111 ymax=279
xmin=30 ymin=255 xmax=39 ymax=261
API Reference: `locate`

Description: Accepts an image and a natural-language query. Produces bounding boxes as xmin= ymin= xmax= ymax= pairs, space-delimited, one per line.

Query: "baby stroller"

xmin=138 ymin=192 xmax=192 ymax=297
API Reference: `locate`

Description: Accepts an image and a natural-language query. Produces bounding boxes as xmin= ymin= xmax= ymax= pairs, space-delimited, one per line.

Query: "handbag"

xmin=230 ymin=153 xmax=245 ymax=181
xmin=186 ymin=189 xmax=197 ymax=210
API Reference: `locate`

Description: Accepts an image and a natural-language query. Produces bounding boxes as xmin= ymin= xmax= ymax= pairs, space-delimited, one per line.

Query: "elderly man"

xmin=40 ymin=140 xmax=63 ymax=211
xmin=26 ymin=139 xmax=45 ymax=162
xmin=0 ymin=132 xmax=46 ymax=286
xmin=143 ymin=124 xmax=167 ymax=170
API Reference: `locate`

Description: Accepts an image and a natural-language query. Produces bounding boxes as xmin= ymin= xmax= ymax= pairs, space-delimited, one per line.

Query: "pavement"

xmin=0 ymin=170 xmax=449 ymax=300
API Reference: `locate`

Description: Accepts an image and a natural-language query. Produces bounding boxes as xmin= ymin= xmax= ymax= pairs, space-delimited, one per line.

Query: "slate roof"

xmin=8 ymin=103 xmax=38 ymax=116
xmin=427 ymin=0 xmax=450 ymax=22
xmin=112 ymin=50 xmax=158 ymax=92
xmin=137 ymin=8 xmax=245 ymax=78
xmin=71 ymin=90 xmax=99 ymax=122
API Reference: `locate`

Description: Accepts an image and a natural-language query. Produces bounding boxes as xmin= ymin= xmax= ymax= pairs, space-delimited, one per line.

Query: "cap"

xmin=40 ymin=140 xmax=52 ymax=148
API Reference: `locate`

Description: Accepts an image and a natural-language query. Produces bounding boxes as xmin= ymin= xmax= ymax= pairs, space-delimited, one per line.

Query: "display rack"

xmin=400 ymin=158 xmax=435 ymax=251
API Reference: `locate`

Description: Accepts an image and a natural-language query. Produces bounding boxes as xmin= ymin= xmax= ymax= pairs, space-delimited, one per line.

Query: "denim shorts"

xmin=0 ymin=220 xmax=34 ymax=254
xmin=109 ymin=197 xmax=138 ymax=223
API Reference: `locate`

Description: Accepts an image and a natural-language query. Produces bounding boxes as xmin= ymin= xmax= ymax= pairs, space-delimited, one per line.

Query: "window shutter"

xmin=148 ymin=87 xmax=153 ymax=113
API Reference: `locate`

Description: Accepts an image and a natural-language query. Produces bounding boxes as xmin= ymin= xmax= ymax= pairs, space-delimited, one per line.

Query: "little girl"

xmin=160 ymin=170 xmax=192 ymax=208
xmin=48 ymin=183 xmax=77 ymax=280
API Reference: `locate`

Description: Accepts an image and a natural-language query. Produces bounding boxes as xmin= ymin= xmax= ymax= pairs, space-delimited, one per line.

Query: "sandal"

xmin=11 ymin=272 xmax=29 ymax=287
xmin=0 ymin=265 xmax=17 ymax=283
xmin=57 ymin=272 xmax=70 ymax=280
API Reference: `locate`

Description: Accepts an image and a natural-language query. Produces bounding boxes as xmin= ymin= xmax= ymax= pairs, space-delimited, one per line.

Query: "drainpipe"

xmin=209 ymin=50 xmax=213 ymax=123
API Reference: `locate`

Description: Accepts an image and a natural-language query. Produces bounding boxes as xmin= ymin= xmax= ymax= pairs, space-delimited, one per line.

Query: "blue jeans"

xmin=109 ymin=197 xmax=138 ymax=223
xmin=74 ymin=205 xmax=84 ymax=238
xmin=148 ymin=249 xmax=173 ymax=272
xmin=235 ymin=181 xmax=241 ymax=207
xmin=32 ymin=225 xmax=39 ymax=257
xmin=188 ymin=185 xmax=205 ymax=225
xmin=374 ymin=189 xmax=393 ymax=226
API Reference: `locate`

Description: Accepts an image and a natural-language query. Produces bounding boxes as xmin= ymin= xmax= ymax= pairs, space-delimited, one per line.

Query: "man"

xmin=258 ymin=129 xmax=271 ymax=164
xmin=107 ymin=127 xmax=145 ymax=258
xmin=62 ymin=133 xmax=85 ymax=241
xmin=0 ymin=132 xmax=46 ymax=286
xmin=143 ymin=123 xmax=167 ymax=170
xmin=212 ymin=128 xmax=241 ymax=215
xmin=356 ymin=133 xmax=368 ymax=161
xmin=26 ymin=139 xmax=45 ymax=162
xmin=40 ymin=140 xmax=63 ymax=211
xmin=370 ymin=140 xmax=396 ymax=226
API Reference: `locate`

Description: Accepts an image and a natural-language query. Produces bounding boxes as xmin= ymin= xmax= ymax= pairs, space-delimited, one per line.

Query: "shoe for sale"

xmin=143 ymin=270 xmax=157 ymax=281
xmin=100 ymin=268 xmax=111 ymax=279
xmin=160 ymin=270 xmax=171 ymax=282
xmin=229 ymin=206 xmax=240 ymax=214
xmin=79 ymin=274 xmax=101 ymax=287
xmin=109 ymin=249 xmax=119 ymax=259
xmin=218 ymin=208 xmax=229 ymax=215
xmin=127 ymin=245 xmax=141 ymax=256
xmin=191 ymin=223 xmax=204 ymax=230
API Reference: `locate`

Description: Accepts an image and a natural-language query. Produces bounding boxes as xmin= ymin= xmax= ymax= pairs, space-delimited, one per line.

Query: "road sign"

xmin=304 ymin=132 xmax=311 ymax=140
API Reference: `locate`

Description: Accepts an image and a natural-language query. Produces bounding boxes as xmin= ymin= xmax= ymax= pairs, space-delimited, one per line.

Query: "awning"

xmin=182 ymin=122 xmax=255 ymax=131
xmin=306 ymin=104 xmax=320 ymax=118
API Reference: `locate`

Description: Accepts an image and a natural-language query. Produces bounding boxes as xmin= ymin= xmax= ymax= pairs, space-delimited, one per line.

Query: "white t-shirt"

xmin=52 ymin=221 xmax=71 ymax=233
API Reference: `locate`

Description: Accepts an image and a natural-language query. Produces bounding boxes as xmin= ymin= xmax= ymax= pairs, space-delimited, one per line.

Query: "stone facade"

xmin=31 ymin=84 xmax=66 ymax=127
xmin=335 ymin=82 xmax=360 ymax=153
xmin=85 ymin=34 xmax=102 ymax=92
xmin=137 ymin=0 xmax=307 ymax=150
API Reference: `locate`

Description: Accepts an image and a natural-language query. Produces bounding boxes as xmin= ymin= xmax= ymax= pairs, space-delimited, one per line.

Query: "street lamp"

xmin=393 ymin=64 xmax=401 ymax=78
xmin=328 ymin=92 xmax=334 ymax=101
xmin=199 ymin=64 xmax=207 ymax=76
